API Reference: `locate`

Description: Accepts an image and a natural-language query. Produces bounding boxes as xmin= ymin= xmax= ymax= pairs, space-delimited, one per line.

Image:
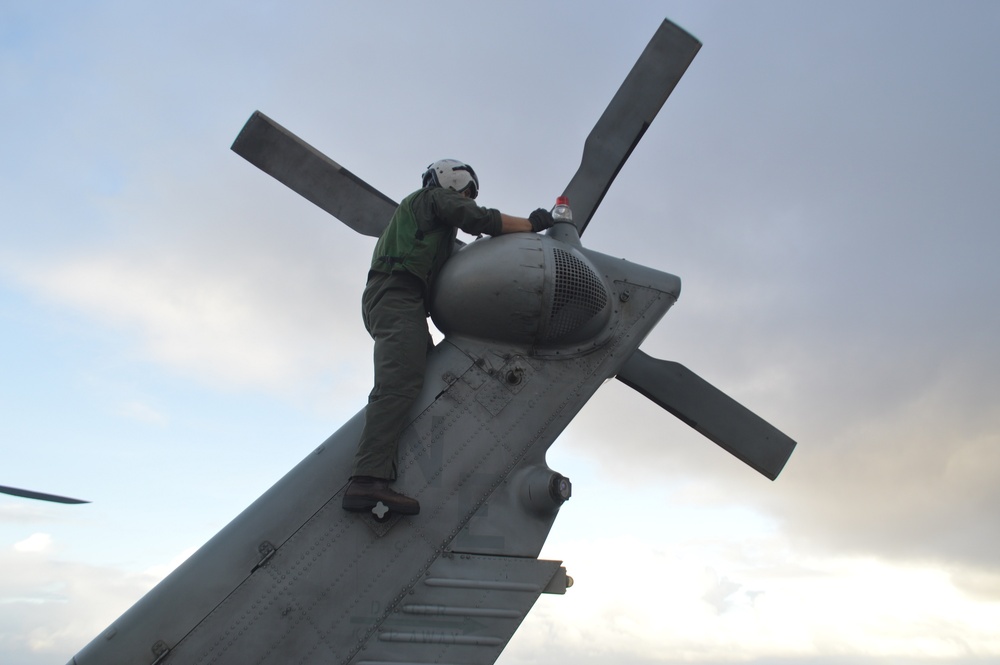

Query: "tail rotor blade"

xmin=232 ymin=111 xmax=397 ymax=238
xmin=0 ymin=485 xmax=90 ymax=504
xmin=564 ymin=19 xmax=701 ymax=235
xmin=617 ymin=350 xmax=796 ymax=480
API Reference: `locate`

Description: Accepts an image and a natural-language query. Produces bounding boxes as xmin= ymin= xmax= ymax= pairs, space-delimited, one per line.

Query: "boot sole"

xmin=342 ymin=496 xmax=377 ymax=512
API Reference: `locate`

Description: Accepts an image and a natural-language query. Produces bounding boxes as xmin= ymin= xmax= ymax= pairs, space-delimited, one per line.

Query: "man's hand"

xmin=529 ymin=208 xmax=554 ymax=232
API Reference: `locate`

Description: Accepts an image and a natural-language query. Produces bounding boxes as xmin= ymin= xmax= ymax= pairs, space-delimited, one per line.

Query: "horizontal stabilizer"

xmin=617 ymin=350 xmax=796 ymax=480
xmin=0 ymin=485 xmax=89 ymax=504
xmin=231 ymin=111 xmax=397 ymax=237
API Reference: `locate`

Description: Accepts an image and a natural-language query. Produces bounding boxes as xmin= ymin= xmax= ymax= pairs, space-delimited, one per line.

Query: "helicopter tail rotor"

xmin=617 ymin=350 xmax=796 ymax=480
xmin=563 ymin=19 xmax=701 ymax=235
xmin=231 ymin=111 xmax=397 ymax=238
xmin=0 ymin=485 xmax=90 ymax=504
xmin=232 ymin=21 xmax=700 ymax=241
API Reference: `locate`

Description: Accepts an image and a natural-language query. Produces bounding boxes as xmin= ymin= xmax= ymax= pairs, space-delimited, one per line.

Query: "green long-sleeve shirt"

xmin=370 ymin=187 xmax=503 ymax=290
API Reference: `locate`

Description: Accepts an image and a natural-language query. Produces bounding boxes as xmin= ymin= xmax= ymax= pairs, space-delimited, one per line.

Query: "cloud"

xmin=502 ymin=530 xmax=1000 ymax=664
xmin=702 ymin=573 xmax=743 ymax=615
xmin=562 ymin=348 xmax=1000 ymax=582
xmin=13 ymin=532 xmax=52 ymax=553
xmin=6 ymin=525 xmax=998 ymax=665
xmin=0 ymin=541 xmax=166 ymax=665
xmin=0 ymin=504 xmax=54 ymax=526
xmin=3 ymin=204 xmax=374 ymax=399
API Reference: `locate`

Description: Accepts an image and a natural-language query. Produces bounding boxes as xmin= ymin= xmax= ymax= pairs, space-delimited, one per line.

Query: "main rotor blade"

xmin=0 ymin=485 xmax=90 ymax=504
xmin=617 ymin=350 xmax=796 ymax=480
xmin=232 ymin=111 xmax=398 ymax=238
xmin=563 ymin=19 xmax=701 ymax=235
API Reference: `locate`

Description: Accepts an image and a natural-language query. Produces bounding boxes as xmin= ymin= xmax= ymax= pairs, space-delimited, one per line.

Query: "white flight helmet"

xmin=422 ymin=159 xmax=479 ymax=199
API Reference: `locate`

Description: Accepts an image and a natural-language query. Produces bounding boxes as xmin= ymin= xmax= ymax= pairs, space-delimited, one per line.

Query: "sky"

xmin=1 ymin=1 xmax=999 ymax=663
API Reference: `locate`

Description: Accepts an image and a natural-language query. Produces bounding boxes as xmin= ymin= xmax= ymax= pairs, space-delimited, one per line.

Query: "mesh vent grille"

xmin=546 ymin=248 xmax=608 ymax=341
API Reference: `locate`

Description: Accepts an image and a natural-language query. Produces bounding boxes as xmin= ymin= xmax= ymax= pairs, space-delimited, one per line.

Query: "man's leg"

xmin=345 ymin=273 xmax=428 ymax=514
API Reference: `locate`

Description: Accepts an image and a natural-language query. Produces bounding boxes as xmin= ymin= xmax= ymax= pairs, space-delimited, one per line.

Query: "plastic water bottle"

xmin=552 ymin=195 xmax=573 ymax=224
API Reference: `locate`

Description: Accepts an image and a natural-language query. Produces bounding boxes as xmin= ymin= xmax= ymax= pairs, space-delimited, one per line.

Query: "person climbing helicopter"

xmin=342 ymin=159 xmax=554 ymax=516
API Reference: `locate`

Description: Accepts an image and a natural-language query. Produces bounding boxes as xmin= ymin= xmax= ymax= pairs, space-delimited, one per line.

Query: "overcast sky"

xmin=2 ymin=1 xmax=999 ymax=664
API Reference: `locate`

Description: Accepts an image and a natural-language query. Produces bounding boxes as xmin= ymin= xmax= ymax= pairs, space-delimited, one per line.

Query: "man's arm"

xmin=499 ymin=213 xmax=533 ymax=234
xmin=499 ymin=208 xmax=554 ymax=234
xmin=428 ymin=188 xmax=552 ymax=235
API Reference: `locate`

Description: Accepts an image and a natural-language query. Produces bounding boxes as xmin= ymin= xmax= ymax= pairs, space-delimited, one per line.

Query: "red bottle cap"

xmin=556 ymin=195 xmax=569 ymax=206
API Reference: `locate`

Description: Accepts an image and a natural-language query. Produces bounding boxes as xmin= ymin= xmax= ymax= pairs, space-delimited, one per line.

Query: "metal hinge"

xmin=151 ymin=640 xmax=171 ymax=665
xmin=252 ymin=541 xmax=277 ymax=572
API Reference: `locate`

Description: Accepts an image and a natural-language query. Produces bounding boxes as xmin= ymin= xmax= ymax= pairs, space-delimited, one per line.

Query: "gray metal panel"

xmin=432 ymin=234 xmax=614 ymax=348
xmin=70 ymin=242 xmax=682 ymax=665
xmin=354 ymin=554 xmax=563 ymax=665
xmin=69 ymin=412 xmax=368 ymax=665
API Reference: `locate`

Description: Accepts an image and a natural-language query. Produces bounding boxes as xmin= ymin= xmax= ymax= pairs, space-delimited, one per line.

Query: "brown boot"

xmin=342 ymin=477 xmax=420 ymax=515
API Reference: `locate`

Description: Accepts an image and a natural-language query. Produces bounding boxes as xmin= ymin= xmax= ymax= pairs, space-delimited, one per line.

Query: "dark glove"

xmin=529 ymin=208 xmax=554 ymax=232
